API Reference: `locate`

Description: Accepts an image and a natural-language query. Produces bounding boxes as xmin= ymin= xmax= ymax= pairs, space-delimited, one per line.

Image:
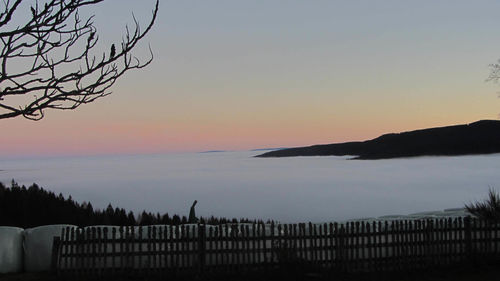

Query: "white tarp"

xmin=0 ymin=226 xmax=24 ymax=273
xmin=23 ymin=224 xmax=77 ymax=272
xmin=82 ymin=225 xmax=123 ymax=239
xmin=134 ymin=225 xmax=176 ymax=238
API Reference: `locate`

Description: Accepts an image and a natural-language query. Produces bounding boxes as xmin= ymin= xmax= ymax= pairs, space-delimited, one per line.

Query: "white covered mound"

xmin=23 ymin=224 xmax=78 ymax=272
xmin=82 ymin=225 xmax=124 ymax=239
xmin=0 ymin=226 xmax=24 ymax=273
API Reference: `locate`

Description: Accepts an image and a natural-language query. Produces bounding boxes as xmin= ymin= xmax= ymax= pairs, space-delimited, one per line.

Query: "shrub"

xmin=465 ymin=188 xmax=500 ymax=221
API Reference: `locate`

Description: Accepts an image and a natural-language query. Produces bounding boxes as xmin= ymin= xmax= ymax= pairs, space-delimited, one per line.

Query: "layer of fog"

xmin=1 ymin=151 xmax=498 ymax=223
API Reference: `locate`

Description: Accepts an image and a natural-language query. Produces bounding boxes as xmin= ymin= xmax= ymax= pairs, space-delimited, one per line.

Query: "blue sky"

xmin=2 ymin=0 xmax=500 ymax=157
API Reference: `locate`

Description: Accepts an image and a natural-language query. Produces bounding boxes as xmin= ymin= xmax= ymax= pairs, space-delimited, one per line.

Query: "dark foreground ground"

xmin=2 ymin=264 xmax=500 ymax=281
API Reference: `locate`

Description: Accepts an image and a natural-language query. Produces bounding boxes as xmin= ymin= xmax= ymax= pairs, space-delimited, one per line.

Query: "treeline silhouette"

xmin=0 ymin=181 xmax=273 ymax=228
xmin=257 ymin=119 xmax=500 ymax=159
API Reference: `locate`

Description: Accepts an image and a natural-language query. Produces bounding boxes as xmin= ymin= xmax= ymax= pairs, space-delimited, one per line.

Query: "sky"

xmin=2 ymin=0 xmax=500 ymax=157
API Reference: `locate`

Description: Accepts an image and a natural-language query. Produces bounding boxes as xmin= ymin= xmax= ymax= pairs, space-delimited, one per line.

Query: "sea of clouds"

xmin=1 ymin=151 xmax=499 ymax=223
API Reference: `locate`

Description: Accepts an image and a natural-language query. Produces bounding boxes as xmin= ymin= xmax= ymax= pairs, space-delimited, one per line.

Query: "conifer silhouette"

xmin=0 ymin=181 xmax=273 ymax=227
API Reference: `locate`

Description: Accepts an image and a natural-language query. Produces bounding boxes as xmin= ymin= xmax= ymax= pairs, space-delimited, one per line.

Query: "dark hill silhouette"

xmin=256 ymin=120 xmax=500 ymax=159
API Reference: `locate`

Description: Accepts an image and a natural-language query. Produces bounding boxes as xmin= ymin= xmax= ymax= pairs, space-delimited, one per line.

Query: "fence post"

xmin=464 ymin=216 xmax=472 ymax=262
xmin=51 ymin=236 xmax=61 ymax=274
xmin=429 ymin=220 xmax=436 ymax=267
xmin=336 ymin=223 xmax=344 ymax=271
xmin=198 ymin=224 xmax=206 ymax=275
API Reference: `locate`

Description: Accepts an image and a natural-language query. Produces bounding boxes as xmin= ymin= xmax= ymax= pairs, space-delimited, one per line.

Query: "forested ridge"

xmin=257 ymin=120 xmax=500 ymax=159
xmin=0 ymin=181 xmax=270 ymax=228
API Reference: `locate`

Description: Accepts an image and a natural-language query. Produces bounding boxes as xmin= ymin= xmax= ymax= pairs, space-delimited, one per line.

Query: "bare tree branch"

xmin=0 ymin=0 xmax=159 ymax=120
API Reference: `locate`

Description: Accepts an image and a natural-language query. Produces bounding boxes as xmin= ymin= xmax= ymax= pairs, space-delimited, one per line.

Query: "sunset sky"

xmin=2 ymin=0 xmax=500 ymax=158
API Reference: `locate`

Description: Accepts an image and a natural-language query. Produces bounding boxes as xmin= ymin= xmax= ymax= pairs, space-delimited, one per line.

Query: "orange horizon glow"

xmin=1 ymin=109 xmax=497 ymax=158
xmin=2 ymin=1 xmax=500 ymax=158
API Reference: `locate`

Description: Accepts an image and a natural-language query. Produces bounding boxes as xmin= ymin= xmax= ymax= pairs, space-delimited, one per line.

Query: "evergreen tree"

xmin=0 ymin=181 xmax=269 ymax=227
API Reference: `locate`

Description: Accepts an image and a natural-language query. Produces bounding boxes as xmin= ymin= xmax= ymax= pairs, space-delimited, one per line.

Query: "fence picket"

xmin=96 ymin=228 xmax=102 ymax=277
xmin=62 ymin=228 xmax=68 ymax=274
xmin=53 ymin=218 xmax=500 ymax=278
xmin=162 ymin=226 xmax=168 ymax=276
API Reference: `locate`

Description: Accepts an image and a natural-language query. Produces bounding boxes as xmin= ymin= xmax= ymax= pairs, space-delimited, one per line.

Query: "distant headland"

xmin=256 ymin=120 xmax=500 ymax=159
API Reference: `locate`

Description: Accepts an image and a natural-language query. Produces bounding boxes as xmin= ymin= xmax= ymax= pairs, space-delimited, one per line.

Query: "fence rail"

xmin=53 ymin=217 xmax=500 ymax=278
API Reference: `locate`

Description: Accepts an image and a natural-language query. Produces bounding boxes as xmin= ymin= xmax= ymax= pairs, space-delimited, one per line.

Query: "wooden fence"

xmin=53 ymin=217 xmax=500 ymax=278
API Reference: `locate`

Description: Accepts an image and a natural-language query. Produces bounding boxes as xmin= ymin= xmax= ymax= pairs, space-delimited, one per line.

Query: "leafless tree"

xmin=0 ymin=0 xmax=159 ymax=120
xmin=487 ymin=61 xmax=500 ymax=118
xmin=488 ymin=60 xmax=500 ymax=87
